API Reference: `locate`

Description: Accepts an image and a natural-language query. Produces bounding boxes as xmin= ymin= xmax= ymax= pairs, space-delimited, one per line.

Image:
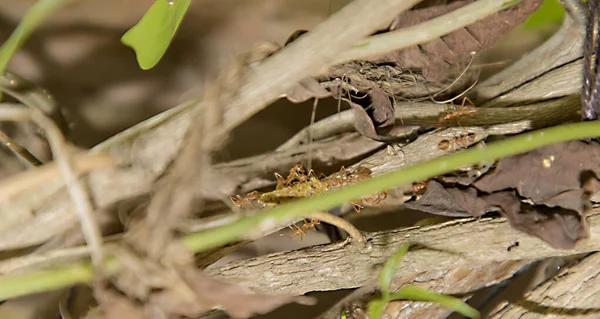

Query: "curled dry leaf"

xmin=409 ymin=185 xmax=590 ymax=249
xmin=474 ymin=140 xmax=600 ymax=211
xmin=404 ymin=180 xmax=486 ymax=217
xmin=482 ymin=191 xmax=589 ymax=249
xmin=147 ymin=267 xmax=316 ymax=319
xmin=284 ymin=77 xmax=331 ymax=103
xmin=345 ymin=88 xmax=405 ymax=142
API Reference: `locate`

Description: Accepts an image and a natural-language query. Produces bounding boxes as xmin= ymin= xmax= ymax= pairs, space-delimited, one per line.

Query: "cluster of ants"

xmin=437 ymin=97 xmax=478 ymax=151
xmin=231 ymin=164 xmax=387 ymax=210
xmin=229 ymin=99 xmax=479 ymax=238
xmin=230 ymin=164 xmax=388 ymax=238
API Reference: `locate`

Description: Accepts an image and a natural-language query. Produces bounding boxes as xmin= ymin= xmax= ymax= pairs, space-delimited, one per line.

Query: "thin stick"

xmin=432 ymin=80 xmax=478 ymax=104
xmin=307 ymin=98 xmax=319 ymax=171
xmin=328 ymin=0 xmax=518 ymax=67
xmin=184 ymin=121 xmax=600 ymax=253
xmin=0 ymin=103 xmax=32 ymax=121
xmin=28 ymin=110 xmax=104 ymax=270
xmin=308 ymin=211 xmax=365 ymax=246
xmin=0 ymin=130 xmax=43 ymax=167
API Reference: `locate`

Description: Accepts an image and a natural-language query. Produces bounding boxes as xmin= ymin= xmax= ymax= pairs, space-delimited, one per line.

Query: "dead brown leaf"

xmin=407 ymin=180 xmax=590 ymax=249
xmin=283 ymin=77 xmax=332 ymax=103
xmin=404 ymin=180 xmax=487 ymax=217
xmin=372 ymin=0 xmax=544 ymax=82
xmin=146 ymin=267 xmax=316 ymax=319
xmin=474 ymin=140 xmax=600 ymax=210
xmin=345 ymin=88 xmax=406 ymax=142
xmin=482 ymin=191 xmax=589 ymax=249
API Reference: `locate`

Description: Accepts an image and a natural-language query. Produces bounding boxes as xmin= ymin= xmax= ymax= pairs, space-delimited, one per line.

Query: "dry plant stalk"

xmin=0 ymin=105 xmax=104 ymax=270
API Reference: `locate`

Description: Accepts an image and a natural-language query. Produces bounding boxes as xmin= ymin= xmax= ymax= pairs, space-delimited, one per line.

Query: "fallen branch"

xmin=489 ymin=253 xmax=600 ymax=318
xmin=209 ymin=211 xmax=600 ymax=295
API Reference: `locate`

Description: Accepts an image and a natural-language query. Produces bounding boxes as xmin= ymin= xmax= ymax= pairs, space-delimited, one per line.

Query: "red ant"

xmin=438 ymin=97 xmax=478 ymax=125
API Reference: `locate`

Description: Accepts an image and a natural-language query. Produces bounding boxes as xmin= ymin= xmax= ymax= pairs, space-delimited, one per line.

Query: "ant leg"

xmin=351 ymin=201 xmax=364 ymax=212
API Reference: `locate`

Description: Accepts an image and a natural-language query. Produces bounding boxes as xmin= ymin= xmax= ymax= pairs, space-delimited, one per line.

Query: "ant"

xmin=288 ymin=218 xmax=321 ymax=240
xmin=274 ymin=164 xmax=316 ymax=190
xmin=507 ymin=241 xmax=520 ymax=252
xmin=412 ymin=180 xmax=428 ymax=196
xmin=438 ymin=97 xmax=478 ymax=126
xmin=438 ymin=133 xmax=476 ymax=151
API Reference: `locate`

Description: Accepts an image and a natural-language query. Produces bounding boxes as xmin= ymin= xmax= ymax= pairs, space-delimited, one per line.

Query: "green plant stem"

xmin=0 ymin=0 xmax=79 ymax=77
xmin=0 ymin=121 xmax=599 ymax=300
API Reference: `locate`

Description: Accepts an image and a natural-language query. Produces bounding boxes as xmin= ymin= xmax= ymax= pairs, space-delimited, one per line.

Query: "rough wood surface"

xmin=489 ymin=253 xmax=600 ymax=318
xmin=207 ymin=211 xmax=600 ymax=295
xmin=316 ymin=260 xmax=531 ymax=319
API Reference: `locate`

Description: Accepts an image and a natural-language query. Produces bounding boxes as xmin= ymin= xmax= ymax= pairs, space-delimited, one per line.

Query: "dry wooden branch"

xmin=280 ymin=95 xmax=580 ymax=151
xmin=489 ymin=253 xmax=600 ymax=318
xmin=475 ymin=12 xmax=584 ymax=102
xmin=207 ymin=211 xmax=600 ymax=295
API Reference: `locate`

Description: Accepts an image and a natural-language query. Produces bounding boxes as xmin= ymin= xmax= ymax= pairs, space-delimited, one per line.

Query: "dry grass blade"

xmin=0 ymin=130 xmax=43 ymax=167
xmin=0 ymin=152 xmax=113 ymax=205
xmin=29 ymin=110 xmax=105 ymax=270
xmin=0 ymin=104 xmax=105 ymax=269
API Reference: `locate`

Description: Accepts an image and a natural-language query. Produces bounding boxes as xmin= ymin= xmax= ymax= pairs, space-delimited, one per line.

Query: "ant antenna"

xmin=431 ymin=80 xmax=478 ymax=104
xmin=430 ymin=51 xmax=476 ymax=100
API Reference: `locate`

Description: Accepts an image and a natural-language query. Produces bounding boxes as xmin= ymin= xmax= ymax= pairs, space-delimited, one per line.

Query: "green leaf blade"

xmin=0 ymin=0 xmax=77 ymax=100
xmin=522 ymin=0 xmax=565 ymax=29
xmin=121 ymin=0 xmax=191 ymax=70
xmin=378 ymin=243 xmax=410 ymax=295
xmin=366 ymin=299 xmax=389 ymax=319
xmin=390 ymin=285 xmax=480 ymax=319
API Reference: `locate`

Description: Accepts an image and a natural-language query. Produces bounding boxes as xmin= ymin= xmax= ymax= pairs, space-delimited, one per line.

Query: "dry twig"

xmin=489 ymin=253 xmax=600 ymax=318
xmin=208 ymin=211 xmax=600 ymax=295
xmin=0 ymin=105 xmax=105 ymax=269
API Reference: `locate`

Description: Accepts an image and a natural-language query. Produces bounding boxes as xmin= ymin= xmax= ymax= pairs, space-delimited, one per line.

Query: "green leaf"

xmin=366 ymin=298 xmax=389 ymax=319
xmin=0 ymin=0 xmax=77 ymax=99
xmin=121 ymin=0 xmax=191 ymax=70
xmin=378 ymin=243 xmax=410 ymax=296
xmin=522 ymin=0 xmax=565 ymax=29
xmin=388 ymin=285 xmax=480 ymax=319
